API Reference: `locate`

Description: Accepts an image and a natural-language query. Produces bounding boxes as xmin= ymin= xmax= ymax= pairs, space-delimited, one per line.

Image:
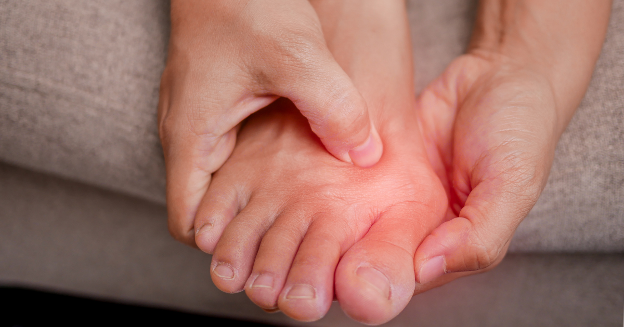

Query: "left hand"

xmin=411 ymin=0 xmax=610 ymax=294
xmin=413 ymin=51 xmax=561 ymax=288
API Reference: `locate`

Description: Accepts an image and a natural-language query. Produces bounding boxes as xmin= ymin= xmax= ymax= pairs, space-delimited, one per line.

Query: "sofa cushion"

xmin=0 ymin=0 xmax=622 ymax=252
xmin=0 ymin=162 xmax=622 ymax=326
xmin=0 ymin=0 xmax=169 ymax=203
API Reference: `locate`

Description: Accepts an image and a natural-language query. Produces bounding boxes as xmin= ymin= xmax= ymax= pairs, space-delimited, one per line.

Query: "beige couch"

xmin=1 ymin=0 xmax=622 ymax=325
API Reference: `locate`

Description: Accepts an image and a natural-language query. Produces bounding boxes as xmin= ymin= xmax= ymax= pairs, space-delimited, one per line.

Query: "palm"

xmin=415 ymin=54 xmax=558 ymax=268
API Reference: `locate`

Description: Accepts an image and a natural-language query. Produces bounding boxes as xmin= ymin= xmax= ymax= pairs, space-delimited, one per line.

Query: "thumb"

xmin=414 ymin=174 xmax=541 ymax=285
xmin=269 ymin=47 xmax=383 ymax=168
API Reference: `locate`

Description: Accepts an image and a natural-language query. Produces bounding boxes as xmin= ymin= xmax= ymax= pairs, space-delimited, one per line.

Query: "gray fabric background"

xmin=0 ymin=161 xmax=622 ymax=326
xmin=1 ymin=0 xmax=622 ymax=252
xmin=0 ymin=0 xmax=169 ymax=204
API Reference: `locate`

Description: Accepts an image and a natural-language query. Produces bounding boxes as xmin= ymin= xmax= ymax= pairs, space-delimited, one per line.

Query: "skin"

xmin=159 ymin=0 xmax=383 ymax=246
xmin=158 ymin=0 xmax=612 ymax=324
xmin=194 ymin=1 xmax=446 ymax=324
xmin=412 ymin=0 xmax=612 ymax=290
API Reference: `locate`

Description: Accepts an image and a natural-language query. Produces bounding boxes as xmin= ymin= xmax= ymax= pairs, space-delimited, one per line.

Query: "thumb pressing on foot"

xmin=160 ymin=0 xmax=385 ymax=247
xmin=269 ymin=51 xmax=383 ymax=168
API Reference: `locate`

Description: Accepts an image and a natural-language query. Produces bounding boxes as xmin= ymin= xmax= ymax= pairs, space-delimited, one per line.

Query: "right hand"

xmin=158 ymin=0 xmax=382 ymax=245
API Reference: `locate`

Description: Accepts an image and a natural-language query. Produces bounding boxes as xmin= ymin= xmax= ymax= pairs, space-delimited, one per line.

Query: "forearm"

xmin=469 ymin=0 xmax=611 ymax=129
xmin=309 ymin=0 xmax=412 ymax=113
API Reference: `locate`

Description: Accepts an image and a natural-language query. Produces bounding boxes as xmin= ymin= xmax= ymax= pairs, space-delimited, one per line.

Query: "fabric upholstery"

xmin=0 ymin=0 xmax=623 ymax=325
xmin=1 ymin=0 xmax=622 ymax=252
xmin=0 ymin=0 xmax=169 ymax=204
xmin=0 ymin=162 xmax=622 ymax=326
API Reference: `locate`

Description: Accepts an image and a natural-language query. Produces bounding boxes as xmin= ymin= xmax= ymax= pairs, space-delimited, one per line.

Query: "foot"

xmin=194 ymin=95 xmax=446 ymax=324
xmin=194 ymin=1 xmax=447 ymax=324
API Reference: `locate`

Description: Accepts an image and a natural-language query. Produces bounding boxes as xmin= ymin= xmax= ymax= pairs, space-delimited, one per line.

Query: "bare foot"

xmin=193 ymin=1 xmax=447 ymax=324
xmin=195 ymin=94 xmax=446 ymax=323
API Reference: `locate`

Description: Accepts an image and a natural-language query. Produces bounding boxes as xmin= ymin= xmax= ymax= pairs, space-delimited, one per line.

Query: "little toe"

xmin=245 ymin=209 xmax=308 ymax=310
xmin=277 ymin=217 xmax=344 ymax=322
xmin=335 ymin=204 xmax=440 ymax=325
xmin=210 ymin=197 xmax=280 ymax=293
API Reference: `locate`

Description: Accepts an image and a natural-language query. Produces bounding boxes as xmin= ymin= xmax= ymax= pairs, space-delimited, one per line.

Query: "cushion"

xmin=0 ymin=0 xmax=622 ymax=252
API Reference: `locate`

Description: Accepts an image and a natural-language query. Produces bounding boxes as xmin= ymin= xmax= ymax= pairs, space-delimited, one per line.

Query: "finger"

xmin=266 ymin=41 xmax=383 ymax=168
xmin=414 ymin=173 xmax=542 ymax=286
xmin=160 ymin=121 xmax=238 ymax=246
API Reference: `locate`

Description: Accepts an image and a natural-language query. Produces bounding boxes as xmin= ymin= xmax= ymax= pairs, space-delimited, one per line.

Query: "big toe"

xmin=335 ymin=204 xmax=440 ymax=325
xmin=335 ymin=241 xmax=414 ymax=324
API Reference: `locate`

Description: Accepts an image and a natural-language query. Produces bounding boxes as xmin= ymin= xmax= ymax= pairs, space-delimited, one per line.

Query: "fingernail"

xmin=213 ymin=263 xmax=235 ymax=280
xmin=419 ymin=256 xmax=446 ymax=284
xmin=286 ymin=284 xmax=316 ymax=300
xmin=251 ymin=274 xmax=274 ymax=289
xmin=348 ymin=127 xmax=383 ymax=168
xmin=356 ymin=266 xmax=390 ymax=300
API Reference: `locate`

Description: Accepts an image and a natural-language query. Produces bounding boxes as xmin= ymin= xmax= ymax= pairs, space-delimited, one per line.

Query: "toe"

xmin=277 ymin=217 xmax=344 ymax=322
xmin=194 ymin=177 xmax=244 ymax=254
xmin=244 ymin=208 xmax=308 ymax=310
xmin=335 ymin=203 xmax=442 ymax=325
xmin=210 ymin=197 xmax=280 ymax=293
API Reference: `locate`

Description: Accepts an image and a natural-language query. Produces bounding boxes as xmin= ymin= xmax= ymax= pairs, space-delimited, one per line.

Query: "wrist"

xmin=468 ymin=0 xmax=611 ymax=126
xmin=310 ymin=0 xmax=413 ymax=115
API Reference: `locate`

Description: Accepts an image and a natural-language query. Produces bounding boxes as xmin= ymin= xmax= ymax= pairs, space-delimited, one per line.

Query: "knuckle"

xmin=273 ymin=28 xmax=325 ymax=67
xmin=256 ymin=23 xmax=327 ymax=81
xmin=313 ymin=91 xmax=369 ymax=142
xmin=479 ymin=146 xmax=546 ymax=216
xmin=466 ymin=230 xmax=503 ymax=272
xmin=498 ymin=163 xmax=543 ymax=214
xmin=330 ymin=99 xmax=367 ymax=133
xmin=158 ymin=103 xmax=224 ymax=153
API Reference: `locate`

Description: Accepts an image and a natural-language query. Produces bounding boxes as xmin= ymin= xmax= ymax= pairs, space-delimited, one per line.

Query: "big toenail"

xmin=286 ymin=284 xmax=316 ymax=299
xmin=356 ymin=266 xmax=390 ymax=300
xmin=213 ymin=263 xmax=235 ymax=280
xmin=251 ymin=274 xmax=274 ymax=289
xmin=262 ymin=307 xmax=280 ymax=314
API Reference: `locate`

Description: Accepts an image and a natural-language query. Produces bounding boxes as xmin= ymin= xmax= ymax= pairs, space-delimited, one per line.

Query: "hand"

xmin=158 ymin=0 xmax=382 ymax=245
xmin=413 ymin=53 xmax=557 ymax=286
xmin=411 ymin=0 xmax=610 ymax=290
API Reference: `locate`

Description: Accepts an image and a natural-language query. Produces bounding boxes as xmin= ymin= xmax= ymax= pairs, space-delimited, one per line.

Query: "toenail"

xmin=356 ymin=266 xmax=390 ymax=300
xmin=418 ymin=255 xmax=446 ymax=284
xmin=195 ymin=222 xmax=213 ymax=236
xmin=262 ymin=307 xmax=280 ymax=314
xmin=213 ymin=263 xmax=235 ymax=280
xmin=251 ymin=273 xmax=274 ymax=289
xmin=286 ymin=284 xmax=316 ymax=300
